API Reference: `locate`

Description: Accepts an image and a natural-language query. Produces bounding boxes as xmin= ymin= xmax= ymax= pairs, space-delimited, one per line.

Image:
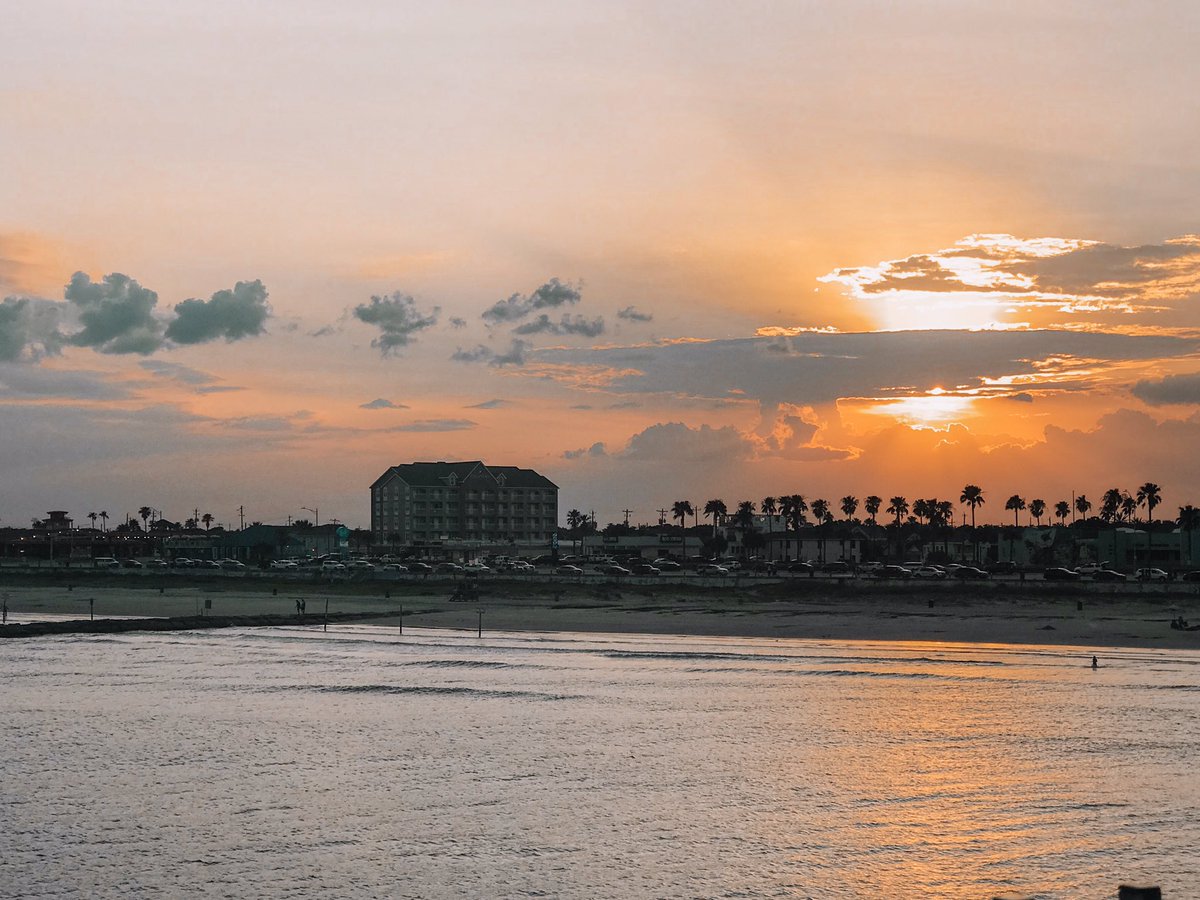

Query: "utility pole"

xmin=238 ymin=505 xmax=245 ymax=530
xmin=657 ymin=508 xmax=668 ymax=526
xmin=193 ymin=508 xmax=200 ymax=528
xmin=622 ymin=508 xmax=632 ymax=527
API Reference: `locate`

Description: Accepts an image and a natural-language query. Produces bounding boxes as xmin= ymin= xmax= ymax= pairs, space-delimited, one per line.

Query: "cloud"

xmin=481 ymin=277 xmax=581 ymax=325
xmin=1007 ymin=392 xmax=1035 ymax=403
xmin=353 ymin=291 xmax=439 ymax=354
xmin=489 ymin=339 xmax=530 ymax=368
xmin=64 ymin=271 xmax=163 ymax=355
xmin=513 ymin=313 xmax=605 ymax=337
xmin=535 ymin=330 xmax=1200 ymax=408
xmin=1132 ymin=372 xmax=1200 ymax=405
xmin=139 ymin=359 xmax=219 ymax=386
xmin=164 ymin=280 xmax=270 ymax=345
xmin=0 ymin=362 xmax=134 ymax=400
xmin=818 ymin=233 xmax=1200 ymax=328
xmin=0 ymin=297 xmax=62 ymax=362
xmin=449 ymin=316 xmax=467 ymax=329
xmin=309 ymin=324 xmax=338 ymax=338
xmin=466 ymin=398 xmax=507 ymax=409
xmin=621 ymin=421 xmax=756 ymax=462
xmin=451 ymin=344 xmax=494 ymax=363
xmin=563 ymin=441 xmax=607 ymax=459
xmin=387 ymin=418 xmax=476 ymax=432
xmin=617 ymin=306 xmax=653 ymax=323
xmin=360 ymin=398 xmax=409 ymax=409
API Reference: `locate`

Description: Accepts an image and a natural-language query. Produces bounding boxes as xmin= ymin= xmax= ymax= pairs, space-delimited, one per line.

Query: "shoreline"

xmin=2 ymin=575 xmax=1199 ymax=650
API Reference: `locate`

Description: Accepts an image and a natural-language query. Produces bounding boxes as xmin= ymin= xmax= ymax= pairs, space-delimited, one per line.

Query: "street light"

xmin=301 ymin=506 xmax=319 ymax=527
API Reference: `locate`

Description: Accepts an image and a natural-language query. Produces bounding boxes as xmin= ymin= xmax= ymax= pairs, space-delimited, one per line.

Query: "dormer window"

xmin=447 ymin=473 xmax=457 ymax=485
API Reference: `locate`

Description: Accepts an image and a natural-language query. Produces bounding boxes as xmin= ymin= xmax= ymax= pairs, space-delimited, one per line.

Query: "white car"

xmin=347 ymin=560 xmax=375 ymax=571
xmin=321 ymin=561 xmax=346 ymax=572
xmin=1136 ymin=567 xmax=1170 ymax=583
xmin=380 ymin=563 xmax=408 ymax=572
xmin=912 ymin=566 xmax=947 ymax=579
xmin=270 ymin=559 xmax=298 ymax=570
xmin=463 ymin=562 xmax=491 ymax=574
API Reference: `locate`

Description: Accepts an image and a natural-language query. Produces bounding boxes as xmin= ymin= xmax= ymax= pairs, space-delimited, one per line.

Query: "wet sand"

xmin=3 ymin=574 xmax=1199 ymax=651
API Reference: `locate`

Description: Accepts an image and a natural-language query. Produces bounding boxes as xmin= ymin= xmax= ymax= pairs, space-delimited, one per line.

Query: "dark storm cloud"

xmin=64 ymin=271 xmax=163 ymax=355
xmin=1131 ymin=372 xmax=1200 ymax=405
xmin=481 ymin=278 xmax=581 ymax=325
xmin=617 ymin=305 xmax=653 ymax=322
xmin=451 ymin=344 xmax=494 ymax=363
xmin=563 ymin=441 xmax=607 ymax=459
xmin=164 ymin=280 xmax=270 ymax=345
xmin=489 ymin=339 xmax=530 ymax=368
xmin=353 ymin=291 xmax=440 ymax=355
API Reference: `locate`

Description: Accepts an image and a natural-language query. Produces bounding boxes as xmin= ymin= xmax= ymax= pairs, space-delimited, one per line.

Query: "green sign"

xmin=336 ymin=526 xmax=350 ymax=539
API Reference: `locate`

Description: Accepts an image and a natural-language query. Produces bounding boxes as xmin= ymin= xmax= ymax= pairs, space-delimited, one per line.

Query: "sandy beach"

xmin=3 ymin=572 xmax=1200 ymax=651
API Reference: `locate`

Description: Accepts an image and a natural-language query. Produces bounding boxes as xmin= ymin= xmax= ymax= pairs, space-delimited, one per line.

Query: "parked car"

xmin=822 ymin=561 xmax=853 ymax=575
xmin=697 ymin=564 xmax=730 ymax=577
xmin=435 ymin=562 xmax=462 ymax=574
xmin=219 ymin=559 xmax=247 ymax=570
xmin=119 ymin=559 xmax=143 ymax=569
xmin=198 ymin=560 xmax=221 ymax=569
xmin=270 ymin=559 xmax=298 ymax=570
xmin=463 ymin=563 xmax=491 ymax=575
xmin=1091 ymin=569 xmax=1127 ymax=582
xmin=787 ymin=562 xmax=815 ymax=574
xmin=602 ymin=564 xmax=632 ymax=576
xmin=508 ymin=560 xmax=536 ymax=573
xmin=987 ymin=561 xmax=1019 ymax=575
xmin=347 ymin=560 xmax=376 ymax=571
xmin=144 ymin=559 xmax=168 ymax=569
xmin=380 ymin=563 xmax=408 ymax=573
xmin=652 ymin=559 xmax=683 ymax=572
xmin=93 ymin=557 xmax=120 ymax=569
xmin=407 ymin=562 xmax=433 ymax=574
xmin=1043 ymin=567 xmax=1080 ymax=581
xmin=1075 ymin=562 xmax=1111 ymax=576
xmin=879 ymin=565 xmax=913 ymax=579
xmin=321 ymin=561 xmax=346 ymax=572
xmin=953 ymin=566 xmax=989 ymax=580
xmin=1182 ymin=571 xmax=1200 ymax=583
xmin=912 ymin=566 xmax=947 ymax=579
xmin=631 ymin=564 xmax=660 ymax=576
xmin=1136 ymin=567 xmax=1170 ymax=583
xmin=555 ymin=565 xmax=583 ymax=576
xmin=171 ymin=558 xmax=195 ymax=568
xmin=859 ymin=561 xmax=884 ymax=575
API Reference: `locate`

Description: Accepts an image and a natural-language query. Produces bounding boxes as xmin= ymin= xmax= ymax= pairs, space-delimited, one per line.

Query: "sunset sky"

xmin=4 ymin=2 xmax=1200 ymax=530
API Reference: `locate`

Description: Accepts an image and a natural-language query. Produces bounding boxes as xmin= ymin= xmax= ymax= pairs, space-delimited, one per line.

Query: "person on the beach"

xmin=1092 ymin=655 xmax=1098 ymax=669
xmin=2 ymin=599 xmax=7 ymax=624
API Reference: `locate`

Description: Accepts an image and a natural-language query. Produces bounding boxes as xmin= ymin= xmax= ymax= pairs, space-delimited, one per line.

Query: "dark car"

xmin=822 ymin=561 xmax=852 ymax=575
xmin=119 ymin=558 xmax=143 ymax=569
xmin=987 ymin=561 xmax=1019 ymax=575
xmin=787 ymin=562 xmax=814 ymax=574
xmin=953 ymin=566 xmax=989 ymax=580
xmin=879 ymin=565 xmax=913 ymax=579
xmin=406 ymin=562 xmax=433 ymax=574
xmin=1043 ymin=567 xmax=1081 ymax=581
xmin=1182 ymin=571 xmax=1200 ymax=583
xmin=652 ymin=559 xmax=683 ymax=572
xmin=632 ymin=564 xmax=660 ymax=576
xmin=1091 ymin=569 xmax=1127 ymax=582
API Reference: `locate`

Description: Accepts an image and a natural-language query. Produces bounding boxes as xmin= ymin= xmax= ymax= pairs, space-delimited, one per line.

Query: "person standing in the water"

xmin=1092 ymin=655 xmax=1098 ymax=669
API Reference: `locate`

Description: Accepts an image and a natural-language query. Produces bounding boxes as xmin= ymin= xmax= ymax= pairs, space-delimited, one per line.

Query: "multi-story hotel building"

xmin=370 ymin=461 xmax=558 ymax=546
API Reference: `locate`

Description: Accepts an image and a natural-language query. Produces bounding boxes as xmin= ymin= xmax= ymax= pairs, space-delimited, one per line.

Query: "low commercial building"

xmin=370 ymin=460 xmax=558 ymax=548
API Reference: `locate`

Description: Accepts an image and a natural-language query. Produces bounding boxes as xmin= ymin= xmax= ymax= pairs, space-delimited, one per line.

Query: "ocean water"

xmin=3 ymin=627 xmax=1198 ymax=899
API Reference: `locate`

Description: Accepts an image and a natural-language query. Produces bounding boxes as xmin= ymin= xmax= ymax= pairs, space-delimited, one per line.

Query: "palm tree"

xmin=960 ymin=484 xmax=985 ymax=563
xmin=887 ymin=496 xmax=908 ymax=527
xmin=761 ymin=496 xmax=777 ymax=517
xmin=1120 ymin=493 xmax=1137 ymax=523
xmin=1075 ymin=494 xmax=1092 ymax=522
xmin=99 ymin=510 xmax=109 ymax=532
xmin=566 ymin=508 xmax=584 ymax=553
xmin=912 ymin=498 xmax=931 ymax=525
xmin=671 ymin=500 xmax=693 ymax=531
xmin=1054 ymin=501 xmax=1071 ymax=525
xmin=734 ymin=500 xmax=755 ymax=531
xmin=704 ymin=499 xmax=728 ymax=535
xmin=138 ymin=506 xmax=153 ymax=532
xmin=1137 ymin=482 xmax=1162 ymax=569
xmin=811 ymin=499 xmax=830 ymax=562
xmin=88 ymin=511 xmax=98 ymax=530
xmin=1029 ymin=499 xmax=1046 ymax=527
xmin=864 ymin=495 xmax=882 ymax=526
xmin=1100 ymin=488 xmax=1123 ymax=523
xmin=840 ymin=495 xmax=858 ymax=521
xmin=1136 ymin=482 xmax=1162 ymax=526
xmin=1005 ymin=494 xmax=1026 ymax=527
xmin=201 ymin=513 xmax=214 ymax=531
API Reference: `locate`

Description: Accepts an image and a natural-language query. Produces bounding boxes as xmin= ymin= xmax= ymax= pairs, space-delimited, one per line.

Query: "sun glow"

xmin=864 ymin=392 xmax=977 ymax=426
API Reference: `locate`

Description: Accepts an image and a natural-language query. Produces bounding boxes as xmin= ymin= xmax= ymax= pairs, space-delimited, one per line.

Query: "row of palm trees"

xmin=83 ymin=507 xmax=216 ymax=532
xmin=659 ymin=482 xmax=1193 ymax=533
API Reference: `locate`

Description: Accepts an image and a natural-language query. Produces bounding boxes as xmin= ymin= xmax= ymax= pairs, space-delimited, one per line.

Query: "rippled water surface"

xmin=4 ymin=627 xmax=1199 ymax=898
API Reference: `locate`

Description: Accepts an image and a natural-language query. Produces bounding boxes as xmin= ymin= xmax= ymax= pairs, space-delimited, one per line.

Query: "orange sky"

xmin=3 ymin=3 xmax=1200 ymax=529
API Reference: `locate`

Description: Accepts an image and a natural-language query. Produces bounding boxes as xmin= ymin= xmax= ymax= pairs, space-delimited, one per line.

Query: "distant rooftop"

xmin=372 ymin=460 xmax=557 ymax=490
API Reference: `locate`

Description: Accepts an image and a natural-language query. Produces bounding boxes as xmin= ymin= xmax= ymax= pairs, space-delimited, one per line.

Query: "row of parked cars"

xmin=1043 ymin=565 xmax=1200 ymax=583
